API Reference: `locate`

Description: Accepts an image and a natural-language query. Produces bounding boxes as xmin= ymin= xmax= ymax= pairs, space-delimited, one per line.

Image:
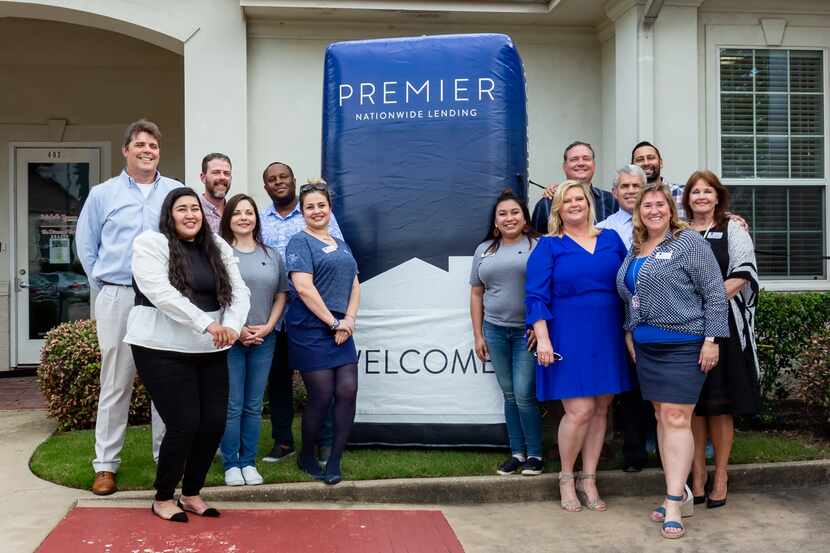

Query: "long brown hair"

xmin=682 ymin=170 xmax=730 ymax=226
xmin=219 ymin=193 xmax=268 ymax=256
xmin=158 ymin=188 xmax=233 ymax=308
xmin=632 ymin=182 xmax=687 ymax=254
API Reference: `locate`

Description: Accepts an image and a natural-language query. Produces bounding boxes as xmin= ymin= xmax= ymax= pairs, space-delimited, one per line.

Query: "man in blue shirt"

xmin=75 ymin=120 xmax=182 ymax=495
xmin=597 ymin=164 xmax=645 ymax=250
xmin=531 ymin=141 xmax=617 ymax=233
xmin=258 ymin=162 xmax=342 ymax=464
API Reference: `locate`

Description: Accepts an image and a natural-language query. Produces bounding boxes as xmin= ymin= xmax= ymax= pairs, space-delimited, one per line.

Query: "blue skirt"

xmin=286 ymin=309 xmax=357 ymax=373
xmin=634 ymin=341 xmax=705 ymax=404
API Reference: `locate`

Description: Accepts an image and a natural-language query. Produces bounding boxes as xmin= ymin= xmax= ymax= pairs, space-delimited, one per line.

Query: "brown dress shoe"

xmin=92 ymin=471 xmax=117 ymax=495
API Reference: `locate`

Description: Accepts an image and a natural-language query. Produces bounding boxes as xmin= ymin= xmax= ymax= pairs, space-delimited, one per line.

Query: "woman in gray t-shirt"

xmin=218 ymin=194 xmax=288 ymax=487
xmin=469 ymin=189 xmax=543 ymax=477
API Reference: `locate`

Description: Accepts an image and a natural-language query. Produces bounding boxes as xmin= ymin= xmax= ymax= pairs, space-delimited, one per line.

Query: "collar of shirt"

xmin=200 ymin=193 xmax=224 ymax=214
xmin=263 ymin=201 xmax=302 ymax=221
xmin=124 ymin=170 xmax=161 ymax=189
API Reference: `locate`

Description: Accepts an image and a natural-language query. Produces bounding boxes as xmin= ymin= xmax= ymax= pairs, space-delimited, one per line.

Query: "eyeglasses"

xmin=299 ymin=182 xmax=328 ymax=194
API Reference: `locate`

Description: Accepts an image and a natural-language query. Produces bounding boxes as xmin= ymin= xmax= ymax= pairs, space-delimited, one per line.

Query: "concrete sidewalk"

xmin=5 ymin=409 xmax=830 ymax=552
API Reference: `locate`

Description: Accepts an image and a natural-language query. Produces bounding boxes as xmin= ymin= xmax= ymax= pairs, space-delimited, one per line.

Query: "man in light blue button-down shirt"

xmin=75 ymin=119 xmax=182 ymax=495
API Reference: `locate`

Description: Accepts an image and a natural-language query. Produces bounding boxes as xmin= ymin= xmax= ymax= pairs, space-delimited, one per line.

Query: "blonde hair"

xmin=632 ymin=182 xmax=688 ymax=253
xmin=547 ymin=180 xmax=600 ymax=237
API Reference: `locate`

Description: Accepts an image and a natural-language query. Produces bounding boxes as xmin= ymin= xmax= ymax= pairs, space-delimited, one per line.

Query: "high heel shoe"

xmin=297 ymin=454 xmax=324 ymax=480
xmin=575 ymin=472 xmax=607 ymax=511
xmin=707 ymin=475 xmax=728 ymax=508
xmin=692 ymin=474 xmax=710 ymax=505
xmin=323 ymin=455 xmax=342 ymax=486
xmin=558 ymin=472 xmax=582 ymax=512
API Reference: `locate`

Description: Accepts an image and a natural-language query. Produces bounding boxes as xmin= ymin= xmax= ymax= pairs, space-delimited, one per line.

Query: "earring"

xmin=494 ymin=227 xmax=501 ymax=237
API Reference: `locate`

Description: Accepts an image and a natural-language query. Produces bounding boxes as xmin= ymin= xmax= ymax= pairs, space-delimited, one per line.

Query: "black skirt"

xmin=695 ymin=311 xmax=761 ymax=416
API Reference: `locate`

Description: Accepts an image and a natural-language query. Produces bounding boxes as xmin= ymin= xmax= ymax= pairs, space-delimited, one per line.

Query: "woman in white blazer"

xmin=125 ymin=187 xmax=250 ymax=523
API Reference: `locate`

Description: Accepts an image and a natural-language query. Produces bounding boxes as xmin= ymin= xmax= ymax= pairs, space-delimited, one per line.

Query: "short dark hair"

xmin=123 ymin=119 xmax=161 ymax=149
xmin=261 ymin=161 xmax=295 ymax=184
xmin=201 ymin=153 xmax=232 ymax=174
xmin=631 ymin=141 xmax=662 ymax=162
xmin=563 ymin=141 xmax=595 ymax=162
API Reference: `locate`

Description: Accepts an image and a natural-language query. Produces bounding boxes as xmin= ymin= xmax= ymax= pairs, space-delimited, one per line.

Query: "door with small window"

xmin=13 ymin=147 xmax=102 ymax=365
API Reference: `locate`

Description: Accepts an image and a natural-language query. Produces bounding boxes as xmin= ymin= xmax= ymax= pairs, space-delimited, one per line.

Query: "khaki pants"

xmin=92 ymin=285 xmax=165 ymax=473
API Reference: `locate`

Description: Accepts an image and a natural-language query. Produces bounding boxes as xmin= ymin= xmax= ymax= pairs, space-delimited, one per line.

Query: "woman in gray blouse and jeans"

xmin=616 ymin=183 xmax=728 ymax=540
xmin=470 ymin=189 xmax=543 ymax=477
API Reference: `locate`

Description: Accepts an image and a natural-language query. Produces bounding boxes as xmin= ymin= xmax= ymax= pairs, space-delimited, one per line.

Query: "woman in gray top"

xmin=470 ymin=189 xmax=543 ymax=477
xmin=218 ymin=194 xmax=288 ymax=487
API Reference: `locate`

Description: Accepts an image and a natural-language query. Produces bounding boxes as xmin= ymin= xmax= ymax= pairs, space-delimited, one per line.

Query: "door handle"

xmin=16 ymin=278 xmax=30 ymax=290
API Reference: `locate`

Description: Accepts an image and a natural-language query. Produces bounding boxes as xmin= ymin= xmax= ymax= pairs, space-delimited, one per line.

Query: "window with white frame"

xmin=720 ymin=48 xmax=825 ymax=279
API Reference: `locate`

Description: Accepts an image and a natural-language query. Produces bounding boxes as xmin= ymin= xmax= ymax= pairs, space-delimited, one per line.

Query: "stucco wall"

xmin=246 ymin=21 xmax=604 ymax=211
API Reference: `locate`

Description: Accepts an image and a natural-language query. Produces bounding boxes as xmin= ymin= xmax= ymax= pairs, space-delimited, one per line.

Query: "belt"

xmin=100 ymin=281 xmax=132 ymax=288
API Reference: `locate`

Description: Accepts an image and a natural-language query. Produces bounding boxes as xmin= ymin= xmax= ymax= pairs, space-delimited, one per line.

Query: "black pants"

xmin=267 ymin=329 xmax=334 ymax=448
xmin=619 ymin=387 xmax=656 ymax=468
xmin=132 ymin=345 xmax=228 ymax=501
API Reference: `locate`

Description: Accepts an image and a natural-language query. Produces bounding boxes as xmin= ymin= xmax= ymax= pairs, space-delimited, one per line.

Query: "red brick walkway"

xmin=0 ymin=376 xmax=46 ymax=410
xmin=37 ymin=507 xmax=466 ymax=553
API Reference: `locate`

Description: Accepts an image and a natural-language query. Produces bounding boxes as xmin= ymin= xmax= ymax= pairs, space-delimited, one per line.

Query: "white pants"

xmin=92 ymin=285 xmax=165 ymax=473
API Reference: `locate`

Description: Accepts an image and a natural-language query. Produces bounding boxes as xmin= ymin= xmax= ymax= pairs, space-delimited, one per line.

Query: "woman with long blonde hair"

xmin=616 ymin=182 xmax=728 ymax=539
xmin=525 ymin=180 xmax=633 ymax=512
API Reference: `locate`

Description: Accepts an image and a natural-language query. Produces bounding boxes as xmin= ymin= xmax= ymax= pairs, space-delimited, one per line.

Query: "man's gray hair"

xmin=614 ymin=164 xmax=646 ymax=188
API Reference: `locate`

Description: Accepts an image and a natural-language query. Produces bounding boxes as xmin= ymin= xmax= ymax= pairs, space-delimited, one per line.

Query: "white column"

xmin=653 ymin=2 xmax=704 ymax=183
xmin=182 ymin=3 xmax=248 ymax=191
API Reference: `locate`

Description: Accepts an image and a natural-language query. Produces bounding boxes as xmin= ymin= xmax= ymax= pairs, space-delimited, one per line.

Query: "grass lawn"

xmin=30 ymin=421 xmax=830 ymax=491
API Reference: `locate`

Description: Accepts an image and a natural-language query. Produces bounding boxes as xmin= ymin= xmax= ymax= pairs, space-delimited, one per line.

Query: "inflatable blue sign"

xmin=322 ymin=34 xmax=528 ymax=446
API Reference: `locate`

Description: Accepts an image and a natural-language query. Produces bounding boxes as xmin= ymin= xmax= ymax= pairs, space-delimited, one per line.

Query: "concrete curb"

xmin=85 ymin=459 xmax=830 ymax=505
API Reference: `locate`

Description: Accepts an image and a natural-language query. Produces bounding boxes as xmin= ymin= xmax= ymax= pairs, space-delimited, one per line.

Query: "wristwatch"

xmin=704 ymin=336 xmax=715 ymax=343
xmin=330 ymin=319 xmax=340 ymax=330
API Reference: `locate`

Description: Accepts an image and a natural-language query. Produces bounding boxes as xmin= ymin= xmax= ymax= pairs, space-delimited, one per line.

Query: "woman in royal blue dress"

xmin=526 ymin=180 xmax=633 ymax=512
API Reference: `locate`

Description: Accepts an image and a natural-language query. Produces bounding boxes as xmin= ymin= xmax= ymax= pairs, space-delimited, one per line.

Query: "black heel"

xmin=693 ymin=475 xmax=709 ymax=505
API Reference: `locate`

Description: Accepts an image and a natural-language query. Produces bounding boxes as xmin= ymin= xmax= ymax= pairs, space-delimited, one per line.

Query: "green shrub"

xmin=37 ymin=319 xmax=151 ymax=431
xmin=796 ymin=325 xmax=830 ymax=423
xmin=756 ymin=291 xmax=830 ymax=400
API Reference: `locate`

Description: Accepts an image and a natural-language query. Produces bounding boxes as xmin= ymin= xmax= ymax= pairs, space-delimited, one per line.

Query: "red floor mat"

xmin=36 ymin=507 xmax=466 ymax=553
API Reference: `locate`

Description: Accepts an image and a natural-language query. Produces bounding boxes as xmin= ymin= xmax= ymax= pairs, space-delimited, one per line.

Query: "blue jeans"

xmin=483 ymin=321 xmax=543 ymax=457
xmin=221 ymin=331 xmax=276 ymax=470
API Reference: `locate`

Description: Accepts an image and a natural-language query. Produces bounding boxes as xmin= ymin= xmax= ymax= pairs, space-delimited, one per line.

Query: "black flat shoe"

xmin=151 ymin=503 xmax=188 ymax=523
xmin=178 ymin=499 xmax=220 ymax=517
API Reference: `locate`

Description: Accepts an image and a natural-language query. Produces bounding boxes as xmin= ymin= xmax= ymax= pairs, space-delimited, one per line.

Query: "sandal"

xmin=575 ymin=472 xmax=607 ymax=511
xmin=651 ymin=484 xmax=694 ymax=522
xmin=558 ymin=472 xmax=582 ymax=512
xmin=655 ymin=494 xmax=694 ymax=540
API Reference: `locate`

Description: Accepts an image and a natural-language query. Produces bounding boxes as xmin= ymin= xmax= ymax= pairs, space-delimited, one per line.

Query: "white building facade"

xmin=1 ymin=0 xmax=829 ymax=369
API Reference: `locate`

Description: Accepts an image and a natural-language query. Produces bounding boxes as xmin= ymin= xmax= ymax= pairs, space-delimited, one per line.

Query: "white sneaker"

xmin=241 ymin=465 xmax=264 ymax=486
xmin=224 ymin=467 xmax=244 ymax=486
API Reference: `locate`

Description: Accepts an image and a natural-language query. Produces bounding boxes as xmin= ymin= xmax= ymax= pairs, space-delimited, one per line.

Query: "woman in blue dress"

xmin=284 ymin=180 xmax=360 ymax=486
xmin=526 ymin=180 xmax=633 ymax=513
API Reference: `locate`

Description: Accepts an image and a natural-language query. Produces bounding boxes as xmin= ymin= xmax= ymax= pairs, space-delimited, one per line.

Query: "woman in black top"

xmin=125 ymin=187 xmax=250 ymax=522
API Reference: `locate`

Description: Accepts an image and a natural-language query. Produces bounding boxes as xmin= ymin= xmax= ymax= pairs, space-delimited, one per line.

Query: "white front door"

xmin=14 ymin=147 xmax=102 ymax=365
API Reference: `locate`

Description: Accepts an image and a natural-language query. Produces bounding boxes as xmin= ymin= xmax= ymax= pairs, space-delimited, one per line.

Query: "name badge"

xmin=655 ymin=251 xmax=673 ymax=260
xmin=707 ymin=231 xmax=723 ymax=239
xmin=322 ymin=245 xmax=337 ymax=254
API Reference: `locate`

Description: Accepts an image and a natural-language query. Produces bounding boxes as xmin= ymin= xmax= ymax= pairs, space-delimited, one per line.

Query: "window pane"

xmin=755 ymin=50 xmax=789 ymax=93
xmin=721 ymin=94 xmax=754 ymax=134
xmin=727 ymin=186 xmax=754 ymax=218
xmin=790 ymin=94 xmax=823 ymax=135
xmin=791 ymin=137 xmax=825 ymax=179
xmin=755 ymin=94 xmax=789 ymax=135
xmin=790 ymin=233 xmax=824 ymax=277
xmin=790 ymin=50 xmax=823 ymax=93
xmin=789 ymin=186 xmax=824 ymax=231
xmin=753 ymin=186 xmax=788 ymax=229
xmin=720 ymin=49 xmax=754 ymax=92
xmin=755 ymin=233 xmax=788 ymax=276
xmin=722 ymin=137 xmax=754 ymax=178
xmin=756 ymin=137 xmax=789 ymax=178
